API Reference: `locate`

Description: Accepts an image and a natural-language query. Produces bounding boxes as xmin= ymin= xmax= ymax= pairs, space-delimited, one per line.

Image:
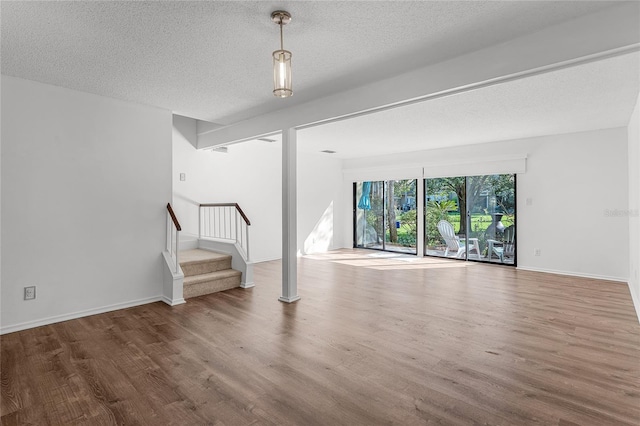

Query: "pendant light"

xmin=271 ymin=11 xmax=292 ymax=98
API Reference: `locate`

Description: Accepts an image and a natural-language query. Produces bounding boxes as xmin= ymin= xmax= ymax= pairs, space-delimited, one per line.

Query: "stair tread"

xmin=184 ymin=269 xmax=242 ymax=285
xmin=179 ymin=249 xmax=230 ymax=266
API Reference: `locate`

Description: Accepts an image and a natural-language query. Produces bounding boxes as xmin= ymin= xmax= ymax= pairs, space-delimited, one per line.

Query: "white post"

xmin=279 ymin=127 xmax=300 ymax=303
xmin=198 ymin=206 xmax=201 ymax=239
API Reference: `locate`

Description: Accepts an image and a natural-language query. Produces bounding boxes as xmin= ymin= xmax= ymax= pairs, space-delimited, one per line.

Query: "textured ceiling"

xmin=296 ymin=52 xmax=640 ymax=158
xmin=1 ymin=0 xmax=620 ymax=125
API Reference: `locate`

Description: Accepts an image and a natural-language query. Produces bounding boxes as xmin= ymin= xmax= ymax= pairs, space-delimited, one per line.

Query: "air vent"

xmin=321 ymin=150 xmax=337 ymax=154
xmin=258 ymin=138 xmax=276 ymax=143
xmin=211 ymin=146 xmax=228 ymax=153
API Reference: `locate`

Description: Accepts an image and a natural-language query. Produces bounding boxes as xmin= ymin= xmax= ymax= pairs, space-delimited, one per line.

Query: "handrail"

xmin=166 ymin=203 xmax=182 ymax=231
xmin=200 ymin=203 xmax=251 ymax=226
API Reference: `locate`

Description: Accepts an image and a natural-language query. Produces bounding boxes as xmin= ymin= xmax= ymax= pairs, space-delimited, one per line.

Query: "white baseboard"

xmin=0 ymin=296 xmax=164 ymax=335
xmin=251 ymin=256 xmax=282 ymax=263
xmin=516 ymin=266 xmax=627 ymax=283
xmin=240 ymin=282 xmax=255 ymax=289
xmin=179 ymin=235 xmax=199 ymax=251
xmin=278 ymin=295 xmax=301 ymax=303
xmin=161 ymin=296 xmax=186 ymax=306
xmin=629 ymin=283 xmax=640 ymax=325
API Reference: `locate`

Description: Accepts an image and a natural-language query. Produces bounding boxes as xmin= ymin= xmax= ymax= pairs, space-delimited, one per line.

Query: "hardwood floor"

xmin=2 ymin=249 xmax=639 ymax=425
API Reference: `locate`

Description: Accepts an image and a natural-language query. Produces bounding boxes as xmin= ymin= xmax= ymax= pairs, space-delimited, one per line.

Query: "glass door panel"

xmin=385 ymin=179 xmax=417 ymax=254
xmin=355 ymin=181 xmax=385 ymax=249
xmin=425 ymin=177 xmax=466 ymax=258
xmin=467 ymin=174 xmax=516 ymax=264
xmin=355 ymin=182 xmax=367 ymax=248
xmin=467 ymin=176 xmax=489 ymax=261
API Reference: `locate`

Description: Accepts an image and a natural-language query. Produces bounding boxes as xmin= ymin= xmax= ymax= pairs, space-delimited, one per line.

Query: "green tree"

xmin=488 ymin=174 xmax=515 ymax=216
xmin=386 ymin=180 xmax=397 ymax=243
xmin=426 ymin=176 xmax=494 ymax=235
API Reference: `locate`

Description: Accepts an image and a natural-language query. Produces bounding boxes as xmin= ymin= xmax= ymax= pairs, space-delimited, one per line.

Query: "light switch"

xmin=179 ymin=173 xmax=186 ymax=181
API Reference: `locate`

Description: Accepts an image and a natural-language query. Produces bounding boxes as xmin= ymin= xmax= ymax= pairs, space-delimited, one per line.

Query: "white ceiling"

xmin=1 ymin=0 xmax=625 ymax=125
xmin=297 ymin=51 xmax=640 ymax=158
xmin=2 ymin=1 xmax=638 ymax=160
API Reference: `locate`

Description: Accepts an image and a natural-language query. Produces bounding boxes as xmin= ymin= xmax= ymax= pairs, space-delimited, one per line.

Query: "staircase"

xmin=179 ymin=249 xmax=242 ymax=298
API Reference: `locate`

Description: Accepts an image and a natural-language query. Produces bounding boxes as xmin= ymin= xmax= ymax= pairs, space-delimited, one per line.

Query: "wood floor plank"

xmin=2 ymin=249 xmax=639 ymax=425
xmin=0 ymin=335 xmax=25 ymax=417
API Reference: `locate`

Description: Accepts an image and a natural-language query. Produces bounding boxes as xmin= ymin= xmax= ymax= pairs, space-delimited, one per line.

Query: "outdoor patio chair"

xmin=437 ymin=220 xmax=480 ymax=259
xmin=487 ymin=225 xmax=515 ymax=262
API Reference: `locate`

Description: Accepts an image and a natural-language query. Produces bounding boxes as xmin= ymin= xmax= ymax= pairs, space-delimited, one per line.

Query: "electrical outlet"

xmin=24 ymin=286 xmax=36 ymax=300
xmin=534 ymin=248 xmax=541 ymax=256
xmin=179 ymin=173 xmax=186 ymax=181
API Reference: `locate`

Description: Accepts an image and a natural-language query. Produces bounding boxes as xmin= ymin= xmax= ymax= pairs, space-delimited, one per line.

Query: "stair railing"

xmin=166 ymin=203 xmax=181 ymax=273
xmin=199 ymin=203 xmax=251 ymax=261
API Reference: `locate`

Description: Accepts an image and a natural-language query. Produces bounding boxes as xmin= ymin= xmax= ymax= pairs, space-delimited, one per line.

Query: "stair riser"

xmin=183 ymin=276 xmax=241 ymax=299
xmin=181 ymin=258 xmax=232 ymax=276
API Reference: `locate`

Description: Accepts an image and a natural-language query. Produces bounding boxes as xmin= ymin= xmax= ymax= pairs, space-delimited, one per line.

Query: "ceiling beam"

xmin=198 ymin=3 xmax=640 ymax=149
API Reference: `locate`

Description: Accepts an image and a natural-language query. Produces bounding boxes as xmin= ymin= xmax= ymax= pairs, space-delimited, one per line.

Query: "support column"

xmin=279 ymin=128 xmax=300 ymax=303
xmin=416 ymin=177 xmax=425 ymax=257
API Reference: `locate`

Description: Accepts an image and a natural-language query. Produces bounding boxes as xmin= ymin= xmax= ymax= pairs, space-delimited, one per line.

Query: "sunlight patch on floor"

xmin=332 ymin=259 xmax=470 ymax=270
xmin=304 ymin=249 xmax=472 ymax=270
xmin=368 ymin=262 xmax=471 ymax=270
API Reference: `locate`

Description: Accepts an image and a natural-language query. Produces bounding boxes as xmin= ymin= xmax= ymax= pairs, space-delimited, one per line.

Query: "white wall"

xmin=517 ymin=128 xmax=627 ymax=280
xmin=341 ymin=127 xmax=629 ymax=282
xmin=297 ymin=151 xmax=344 ymax=255
xmin=1 ymin=76 xmax=3 ymax=327
xmin=628 ymin=93 xmax=640 ymax=320
xmin=173 ymin=117 xmax=345 ymax=262
xmin=1 ymin=76 xmax=172 ymax=333
xmin=173 ymin=115 xmax=283 ymax=262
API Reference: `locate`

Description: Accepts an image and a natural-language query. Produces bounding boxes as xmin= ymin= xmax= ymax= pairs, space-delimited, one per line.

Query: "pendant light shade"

xmin=273 ymin=49 xmax=292 ymax=98
xmin=271 ymin=11 xmax=292 ymax=98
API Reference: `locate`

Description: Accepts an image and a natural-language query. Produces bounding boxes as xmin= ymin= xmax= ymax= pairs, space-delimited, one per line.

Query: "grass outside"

xmin=378 ymin=212 xmax=515 ymax=248
xmin=447 ymin=213 xmax=515 ymax=234
xmin=391 ymin=214 xmax=514 ymax=235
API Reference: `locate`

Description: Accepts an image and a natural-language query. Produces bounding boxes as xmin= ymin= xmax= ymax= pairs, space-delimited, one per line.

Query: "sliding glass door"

xmin=425 ymin=174 xmax=516 ymax=265
xmin=354 ymin=179 xmax=417 ymax=254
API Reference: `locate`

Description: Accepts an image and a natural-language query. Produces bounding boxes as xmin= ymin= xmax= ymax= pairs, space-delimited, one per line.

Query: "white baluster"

xmin=235 ymin=209 xmax=239 ymax=245
xmin=245 ymin=224 xmax=250 ymax=261
xmin=175 ymin=230 xmax=180 ymax=273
